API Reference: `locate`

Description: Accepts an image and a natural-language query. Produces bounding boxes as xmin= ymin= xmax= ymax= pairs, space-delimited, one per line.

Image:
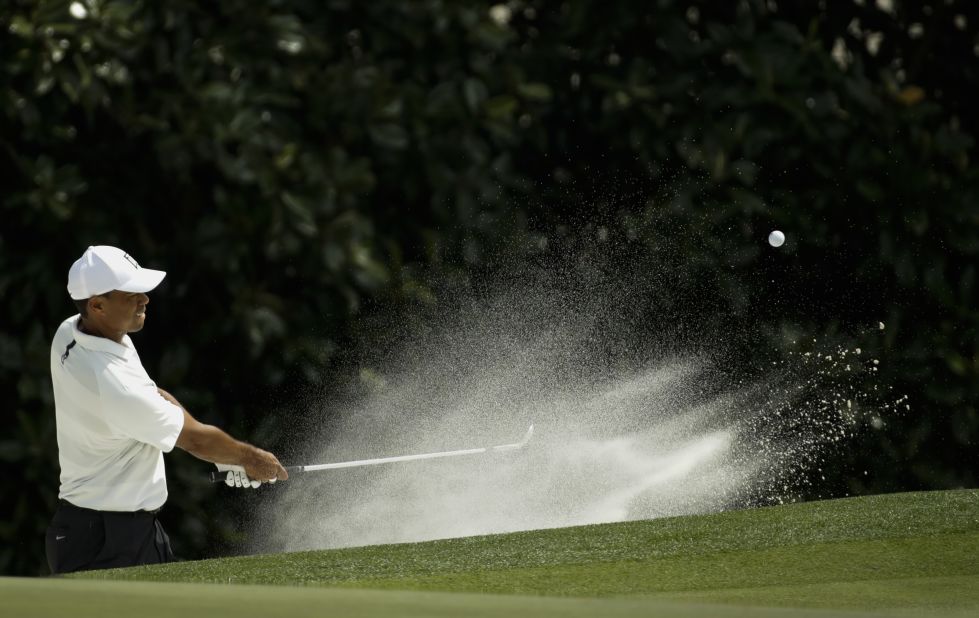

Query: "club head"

xmin=519 ymin=424 xmax=535 ymax=447
xmin=492 ymin=424 xmax=535 ymax=452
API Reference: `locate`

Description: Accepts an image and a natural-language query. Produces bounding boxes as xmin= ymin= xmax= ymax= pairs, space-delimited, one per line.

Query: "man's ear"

xmin=88 ymin=295 xmax=107 ymax=315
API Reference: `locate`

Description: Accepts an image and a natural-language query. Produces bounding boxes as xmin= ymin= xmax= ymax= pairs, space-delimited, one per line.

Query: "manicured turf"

xmin=3 ymin=490 xmax=977 ymax=616
xmin=6 ymin=577 xmax=954 ymax=618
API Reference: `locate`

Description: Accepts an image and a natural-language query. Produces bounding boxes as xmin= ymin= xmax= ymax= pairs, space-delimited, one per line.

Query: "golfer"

xmin=47 ymin=245 xmax=288 ymax=574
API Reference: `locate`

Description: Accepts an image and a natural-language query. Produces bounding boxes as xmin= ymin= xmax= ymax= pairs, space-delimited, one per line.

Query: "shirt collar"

xmin=71 ymin=314 xmax=135 ymax=359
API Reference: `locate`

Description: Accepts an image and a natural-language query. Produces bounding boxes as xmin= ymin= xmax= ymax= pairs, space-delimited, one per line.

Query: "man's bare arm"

xmin=160 ymin=388 xmax=288 ymax=481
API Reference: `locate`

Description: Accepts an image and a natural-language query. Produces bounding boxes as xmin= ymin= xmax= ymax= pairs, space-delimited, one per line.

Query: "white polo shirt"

xmin=50 ymin=315 xmax=185 ymax=512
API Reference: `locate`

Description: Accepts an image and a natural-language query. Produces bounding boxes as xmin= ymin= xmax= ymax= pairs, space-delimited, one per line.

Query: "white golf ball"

xmin=768 ymin=230 xmax=785 ymax=247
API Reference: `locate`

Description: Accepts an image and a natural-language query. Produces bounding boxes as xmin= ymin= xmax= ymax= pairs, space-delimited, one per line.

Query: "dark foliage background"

xmin=2 ymin=0 xmax=976 ymax=575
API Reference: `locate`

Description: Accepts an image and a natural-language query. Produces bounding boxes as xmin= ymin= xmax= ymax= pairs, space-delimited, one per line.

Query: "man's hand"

xmin=242 ymin=447 xmax=289 ymax=483
xmin=216 ymin=449 xmax=287 ymax=488
xmin=216 ymin=463 xmax=262 ymax=489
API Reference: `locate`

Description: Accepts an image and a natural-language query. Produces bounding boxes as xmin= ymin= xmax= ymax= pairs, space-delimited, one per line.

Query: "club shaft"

xmin=298 ymin=445 xmax=492 ymax=473
xmin=209 ymin=424 xmax=533 ymax=483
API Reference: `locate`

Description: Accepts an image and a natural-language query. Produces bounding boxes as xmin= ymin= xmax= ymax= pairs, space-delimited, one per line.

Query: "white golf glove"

xmin=215 ymin=463 xmax=277 ymax=489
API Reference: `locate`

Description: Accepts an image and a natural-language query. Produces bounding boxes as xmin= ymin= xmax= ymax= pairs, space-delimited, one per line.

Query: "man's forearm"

xmin=164 ymin=388 xmax=259 ymax=465
xmin=180 ymin=420 xmax=256 ymax=465
xmin=165 ymin=387 xmax=288 ymax=480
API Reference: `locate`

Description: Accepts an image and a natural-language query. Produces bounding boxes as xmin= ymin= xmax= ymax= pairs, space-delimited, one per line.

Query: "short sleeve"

xmin=97 ymin=361 xmax=185 ymax=452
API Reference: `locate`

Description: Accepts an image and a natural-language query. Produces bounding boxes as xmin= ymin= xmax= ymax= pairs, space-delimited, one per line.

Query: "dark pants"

xmin=45 ymin=499 xmax=176 ymax=574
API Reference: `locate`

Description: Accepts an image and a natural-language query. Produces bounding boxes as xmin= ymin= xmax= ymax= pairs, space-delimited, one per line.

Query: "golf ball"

xmin=768 ymin=230 xmax=785 ymax=247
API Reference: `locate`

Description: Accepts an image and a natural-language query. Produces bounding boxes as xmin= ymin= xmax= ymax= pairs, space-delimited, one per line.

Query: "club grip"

xmin=208 ymin=465 xmax=302 ymax=483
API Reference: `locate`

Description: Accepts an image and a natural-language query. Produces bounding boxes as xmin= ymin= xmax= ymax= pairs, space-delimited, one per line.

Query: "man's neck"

xmin=78 ymin=317 xmax=124 ymax=344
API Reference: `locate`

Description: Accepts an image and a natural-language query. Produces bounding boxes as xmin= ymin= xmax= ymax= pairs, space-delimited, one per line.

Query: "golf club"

xmin=209 ymin=424 xmax=535 ymax=483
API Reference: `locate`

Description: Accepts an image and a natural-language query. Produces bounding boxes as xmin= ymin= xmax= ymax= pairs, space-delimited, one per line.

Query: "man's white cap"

xmin=67 ymin=246 xmax=167 ymax=300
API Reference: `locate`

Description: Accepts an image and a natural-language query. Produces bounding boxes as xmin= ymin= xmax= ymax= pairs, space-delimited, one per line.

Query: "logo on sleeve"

xmin=61 ymin=340 xmax=77 ymax=365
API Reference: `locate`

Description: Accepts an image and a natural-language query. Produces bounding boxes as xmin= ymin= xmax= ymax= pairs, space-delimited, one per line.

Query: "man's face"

xmin=91 ymin=290 xmax=150 ymax=334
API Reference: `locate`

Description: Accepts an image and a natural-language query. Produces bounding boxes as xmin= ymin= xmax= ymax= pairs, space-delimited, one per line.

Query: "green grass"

xmin=6 ymin=577 xmax=952 ymax=618
xmin=3 ymin=489 xmax=978 ymax=617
